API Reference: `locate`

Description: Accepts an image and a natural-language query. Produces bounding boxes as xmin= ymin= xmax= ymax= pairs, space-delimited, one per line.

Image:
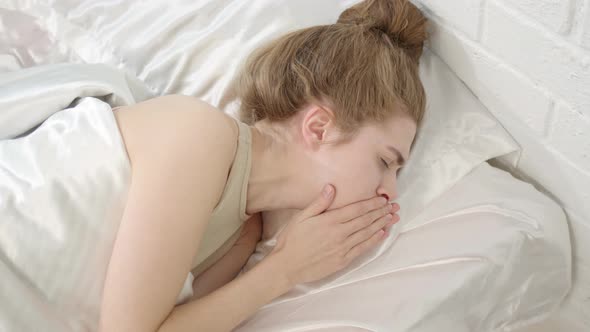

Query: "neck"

xmin=244 ymin=120 xmax=311 ymax=214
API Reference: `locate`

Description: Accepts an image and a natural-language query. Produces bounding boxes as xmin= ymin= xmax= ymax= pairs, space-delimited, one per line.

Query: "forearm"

xmin=158 ymin=253 xmax=292 ymax=332
xmin=191 ymin=243 xmax=255 ymax=299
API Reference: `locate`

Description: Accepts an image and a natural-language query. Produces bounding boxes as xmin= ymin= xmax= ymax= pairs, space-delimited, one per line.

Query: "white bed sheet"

xmin=236 ymin=161 xmax=571 ymax=332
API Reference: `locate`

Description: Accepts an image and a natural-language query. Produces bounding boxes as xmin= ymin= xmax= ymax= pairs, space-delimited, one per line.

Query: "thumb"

xmin=299 ymin=184 xmax=335 ymax=221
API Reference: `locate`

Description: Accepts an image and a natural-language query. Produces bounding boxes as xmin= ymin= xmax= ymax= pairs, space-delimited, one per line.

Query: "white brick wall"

xmin=415 ymin=0 xmax=484 ymax=39
xmin=413 ymin=0 xmax=590 ymax=329
xmin=550 ymin=102 xmax=590 ymax=171
xmin=509 ymin=0 xmax=574 ymax=33
xmin=483 ymin=1 xmax=590 ymax=113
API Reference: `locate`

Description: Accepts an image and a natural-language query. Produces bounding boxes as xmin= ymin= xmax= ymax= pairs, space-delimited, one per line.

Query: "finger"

xmin=299 ymin=184 xmax=335 ymax=221
xmin=321 ymin=196 xmax=388 ymax=224
xmin=344 ymin=213 xmax=398 ymax=249
xmin=341 ymin=203 xmax=393 ymax=235
xmin=381 ymin=213 xmax=400 ymax=234
xmin=344 ymin=228 xmax=386 ymax=262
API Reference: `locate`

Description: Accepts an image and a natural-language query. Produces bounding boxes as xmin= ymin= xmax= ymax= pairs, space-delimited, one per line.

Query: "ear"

xmin=300 ymin=105 xmax=335 ymax=149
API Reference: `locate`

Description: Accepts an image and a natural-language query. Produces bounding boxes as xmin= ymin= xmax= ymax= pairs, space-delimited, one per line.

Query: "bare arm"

xmin=191 ymin=213 xmax=262 ymax=300
xmin=161 ymin=251 xmax=291 ymax=332
xmin=100 ymin=95 xmax=282 ymax=332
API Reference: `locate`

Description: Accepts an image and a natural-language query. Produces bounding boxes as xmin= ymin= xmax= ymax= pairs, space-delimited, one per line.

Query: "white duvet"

xmin=0 ymin=65 xmax=133 ymax=331
xmin=0 ymin=0 xmax=572 ymax=331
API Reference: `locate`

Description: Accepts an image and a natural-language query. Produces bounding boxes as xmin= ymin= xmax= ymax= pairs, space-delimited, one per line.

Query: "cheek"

xmin=324 ymin=158 xmax=383 ymax=209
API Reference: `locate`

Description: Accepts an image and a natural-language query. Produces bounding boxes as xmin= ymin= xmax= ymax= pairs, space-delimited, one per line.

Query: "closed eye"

xmin=381 ymin=158 xmax=389 ymax=168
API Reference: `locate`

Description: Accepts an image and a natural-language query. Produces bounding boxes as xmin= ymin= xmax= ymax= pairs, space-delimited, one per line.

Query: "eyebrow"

xmin=387 ymin=145 xmax=406 ymax=166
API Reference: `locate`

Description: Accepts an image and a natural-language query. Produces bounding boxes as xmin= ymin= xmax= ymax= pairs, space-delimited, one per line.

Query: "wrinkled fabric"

xmin=0 ymin=76 xmax=131 ymax=330
xmin=237 ymin=162 xmax=571 ymax=332
xmin=0 ymin=64 xmax=199 ymax=330
xmin=0 ymin=0 xmax=571 ymax=331
xmin=0 ymin=62 xmax=149 ymax=140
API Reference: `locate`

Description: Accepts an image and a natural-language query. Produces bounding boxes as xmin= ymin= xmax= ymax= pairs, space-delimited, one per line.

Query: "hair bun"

xmin=337 ymin=0 xmax=428 ymax=62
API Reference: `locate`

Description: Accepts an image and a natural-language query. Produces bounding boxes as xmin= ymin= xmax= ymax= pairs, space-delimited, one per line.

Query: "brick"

xmin=501 ymin=0 xmax=575 ymax=34
xmin=413 ymin=0 xmax=484 ymax=40
xmin=428 ymin=20 xmax=553 ymax=136
xmin=549 ymin=102 xmax=590 ymax=172
xmin=483 ymin=2 xmax=590 ymax=113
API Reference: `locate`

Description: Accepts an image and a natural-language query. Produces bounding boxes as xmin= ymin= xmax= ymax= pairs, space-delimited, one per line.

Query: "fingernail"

xmin=323 ymin=185 xmax=333 ymax=198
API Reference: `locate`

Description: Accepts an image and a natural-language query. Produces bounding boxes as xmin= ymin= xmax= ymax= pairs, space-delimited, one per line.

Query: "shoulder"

xmin=114 ymin=94 xmax=238 ymax=167
xmin=100 ymin=96 xmax=243 ymax=329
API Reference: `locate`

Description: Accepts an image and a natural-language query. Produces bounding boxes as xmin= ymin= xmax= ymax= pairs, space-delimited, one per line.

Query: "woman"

xmin=99 ymin=0 xmax=428 ymax=330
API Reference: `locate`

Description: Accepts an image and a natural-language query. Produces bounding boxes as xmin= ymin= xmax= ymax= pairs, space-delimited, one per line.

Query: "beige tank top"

xmin=190 ymin=118 xmax=253 ymax=277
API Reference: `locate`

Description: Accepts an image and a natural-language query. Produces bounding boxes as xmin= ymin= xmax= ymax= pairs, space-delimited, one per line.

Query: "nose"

xmin=377 ymin=183 xmax=397 ymax=202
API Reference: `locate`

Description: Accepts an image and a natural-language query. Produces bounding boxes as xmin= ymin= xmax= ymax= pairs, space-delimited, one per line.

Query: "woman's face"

xmin=300 ymin=106 xmax=417 ymax=210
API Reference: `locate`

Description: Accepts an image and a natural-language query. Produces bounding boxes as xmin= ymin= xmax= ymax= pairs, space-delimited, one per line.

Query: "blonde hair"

xmin=234 ymin=0 xmax=428 ymax=138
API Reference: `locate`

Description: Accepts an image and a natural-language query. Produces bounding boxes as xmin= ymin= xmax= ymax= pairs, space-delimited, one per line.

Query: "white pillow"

xmin=9 ymin=0 xmax=518 ymax=232
xmin=401 ymin=48 xmax=519 ymax=225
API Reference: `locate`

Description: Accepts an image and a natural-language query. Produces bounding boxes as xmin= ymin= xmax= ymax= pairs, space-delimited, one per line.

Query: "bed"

xmin=0 ymin=1 xmax=572 ymax=331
